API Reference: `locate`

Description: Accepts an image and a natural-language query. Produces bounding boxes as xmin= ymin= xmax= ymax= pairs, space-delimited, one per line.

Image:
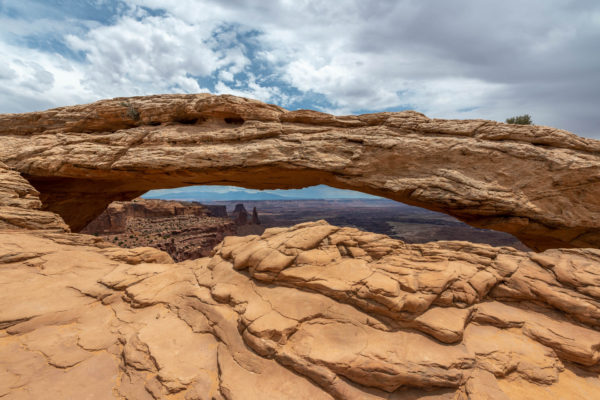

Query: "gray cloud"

xmin=1 ymin=0 xmax=599 ymax=138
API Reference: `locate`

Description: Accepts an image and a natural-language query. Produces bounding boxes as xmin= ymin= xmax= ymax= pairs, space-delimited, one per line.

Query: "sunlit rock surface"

xmin=2 ymin=98 xmax=600 ymax=399
xmin=2 ymin=220 xmax=600 ymax=398
xmin=1 ymin=188 xmax=600 ymax=398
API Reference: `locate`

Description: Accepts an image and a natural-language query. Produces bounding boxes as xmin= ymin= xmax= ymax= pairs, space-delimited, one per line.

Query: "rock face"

xmin=81 ymin=198 xmax=235 ymax=261
xmin=2 ymin=217 xmax=600 ymax=399
xmin=251 ymin=206 xmax=260 ymax=225
xmin=82 ymin=198 xmax=214 ymax=234
xmin=231 ymin=203 xmax=248 ymax=225
xmin=0 ymin=161 xmax=68 ymax=232
xmin=2 ymin=96 xmax=600 ymax=399
xmin=205 ymin=204 xmax=228 ymax=218
xmin=1 ymin=94 xmax=600 ymax=250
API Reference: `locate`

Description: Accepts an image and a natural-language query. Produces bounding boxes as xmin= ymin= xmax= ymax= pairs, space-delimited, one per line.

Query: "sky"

xmin=143 ymin=184 xmax=379 ymax=200
xmin=1 ymin=0 xmax=599 ymax=198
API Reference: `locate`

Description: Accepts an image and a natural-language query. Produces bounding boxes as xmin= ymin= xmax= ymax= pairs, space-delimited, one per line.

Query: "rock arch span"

xmin=1 ymin=94 xmax=600 ymax=251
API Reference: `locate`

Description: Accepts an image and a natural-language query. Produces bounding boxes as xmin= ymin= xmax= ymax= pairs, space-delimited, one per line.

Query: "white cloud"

xmin=0 ymin=4 xmax=259 ymax=109
xmin=64 ymin=15 xmax=230 ymax=97
xmin=218 ymin=69 xmax=234 ymax=82
xmin=118 ymin=0 xmax=600 ymax=137
xmin=0 ymin=0 xmax=599 ymax=138
xmin=0 ymin=41 xmax=93 ymax=112
xmin=214 ymin=72 xmax=290 ymax=105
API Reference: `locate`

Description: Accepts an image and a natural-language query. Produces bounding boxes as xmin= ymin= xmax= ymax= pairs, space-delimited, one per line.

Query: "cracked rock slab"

xmin=2 ymin=221 xmax=600 ymax=399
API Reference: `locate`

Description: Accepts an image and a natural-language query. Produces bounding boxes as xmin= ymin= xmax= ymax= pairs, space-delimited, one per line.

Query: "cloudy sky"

xmin=1 ymin=0 xmax=599 ymax=139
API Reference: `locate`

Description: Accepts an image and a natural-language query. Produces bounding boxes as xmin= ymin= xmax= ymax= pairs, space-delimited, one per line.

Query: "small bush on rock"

xmin=506 ymin=114 xmax=533 ymax=125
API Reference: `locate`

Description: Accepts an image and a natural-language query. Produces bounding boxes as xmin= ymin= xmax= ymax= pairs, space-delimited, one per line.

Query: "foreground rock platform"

xmin=2 ymin=219 xmax=600 ymax=399
xmin=2 ymin=94 xmax=600 ymax=250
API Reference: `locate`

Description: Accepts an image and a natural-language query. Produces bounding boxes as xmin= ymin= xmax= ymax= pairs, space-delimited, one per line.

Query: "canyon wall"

xmin=81 ymin=198 xmax=235 ymax=261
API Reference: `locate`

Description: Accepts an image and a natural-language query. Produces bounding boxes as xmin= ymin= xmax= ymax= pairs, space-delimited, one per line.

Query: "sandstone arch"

xmin=1 ymin=94 xmax=600 ymax=251
xmin=4 ymin=95 xmax=600 ymax=399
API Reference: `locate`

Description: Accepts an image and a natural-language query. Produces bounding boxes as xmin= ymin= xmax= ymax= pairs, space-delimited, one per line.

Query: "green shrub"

xmin=120 ymin=101 xmax=140 ymax=121
xmin=505 ymin=114 xmax=532 ymax=125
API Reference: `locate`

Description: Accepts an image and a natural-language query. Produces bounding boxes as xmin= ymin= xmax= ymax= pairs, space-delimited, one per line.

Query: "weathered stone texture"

xmin=2 ymin=219 xmax=600 ymax=399
xmin=2 ymin=94 xmax=600 ymax=249
xmin=2 ymin=95 xmax=600 ymax=399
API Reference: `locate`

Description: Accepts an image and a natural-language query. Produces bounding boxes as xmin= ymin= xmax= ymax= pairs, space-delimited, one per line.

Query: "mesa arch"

xmin=1 ymin=93 xmax=600 ymax=251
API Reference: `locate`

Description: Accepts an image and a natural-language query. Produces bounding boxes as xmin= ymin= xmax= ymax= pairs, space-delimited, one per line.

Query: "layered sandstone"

xmin=1 ymin=94 xmax=600 ymax=250
xmin=2 ymin=96 xmax=600 ymax=399
xmin=81 ymin=198 xmax=235 ymax=261
xmin=81 ymin=198 xmax=220 ymax=234
xmin=231 ymin=203 xmax=249 ymax=225
xmin=2 ymin=219 xmax=600 ymax=399
xmin=0 ymin=161 xmax=68 ymax=232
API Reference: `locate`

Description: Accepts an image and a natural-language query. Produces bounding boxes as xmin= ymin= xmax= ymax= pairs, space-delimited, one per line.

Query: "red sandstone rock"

xmin=251 ymin=206 xmax=261 ymax=225
xmin=231 ymin=203 xmax=248 ymax=225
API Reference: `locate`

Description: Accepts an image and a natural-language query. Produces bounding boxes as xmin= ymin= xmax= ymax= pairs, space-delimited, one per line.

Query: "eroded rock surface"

xmin=81 ymin=198 xmax=236 ymax=261
xmin=2 ymin=96 xmax=600 ymax=399
xmin=82 ymin=198 xmax=226 ymax=234
xmin=2 ymin=216 xmax=600 ymax=399
xmin=0 ymin=161 xmax=68 ymax=232
xmin=2 ymin=94 xmax=600 ymax=249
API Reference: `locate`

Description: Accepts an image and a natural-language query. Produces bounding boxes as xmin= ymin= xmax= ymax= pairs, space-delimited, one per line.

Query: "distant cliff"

xmin=81 ymin=198 xmax=234 ymax=261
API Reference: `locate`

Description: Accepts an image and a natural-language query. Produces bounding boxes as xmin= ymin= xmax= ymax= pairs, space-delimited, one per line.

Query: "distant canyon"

xmin=82 ymin=197 xmax=528 ymax=261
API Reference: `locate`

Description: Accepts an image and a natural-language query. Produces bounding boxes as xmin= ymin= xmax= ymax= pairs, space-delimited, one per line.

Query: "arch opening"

xmin=7 ymin=94 xmax=599 ymax=252
xmin=79 ymin=184 xmax=529 ymax=261
xmin=23 ymin=163 xmax=579 ymax=253
xmin=22 ymin=157 xmax=589 ymax=253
